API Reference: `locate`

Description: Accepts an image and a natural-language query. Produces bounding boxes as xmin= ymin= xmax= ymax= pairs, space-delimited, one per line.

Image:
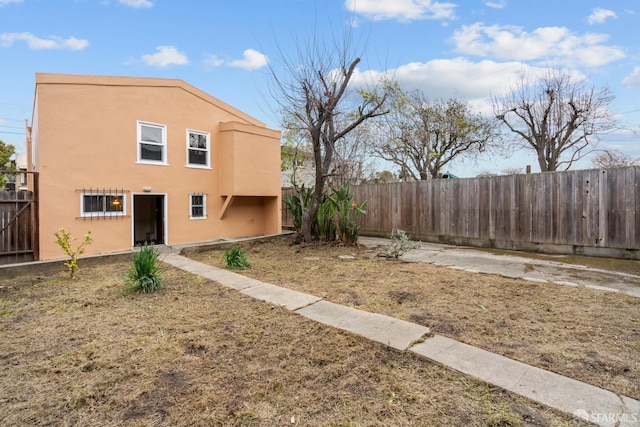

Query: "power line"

xmin=0 ymin=131 xmax=25 ymax=135
xmin=0 ymin=102 xmax=29 ymax=108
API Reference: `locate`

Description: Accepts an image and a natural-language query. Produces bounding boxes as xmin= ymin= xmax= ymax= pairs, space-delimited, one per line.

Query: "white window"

xmin=186 ymin=130 xmax=210 ymax=168
xmin=190 ymin=193 xmax=206 ymax=219
xmin=137 ymin=121 xmax=167 ymax=164
xmin=81 ymin=192 xmax=126 ymax=217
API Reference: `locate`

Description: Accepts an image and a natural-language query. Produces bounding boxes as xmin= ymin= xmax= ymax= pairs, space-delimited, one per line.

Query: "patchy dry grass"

xmin=0 ymin=258 xmax=590 ymax=426
xmin=188 ymin=236 xmax=640 ymax=402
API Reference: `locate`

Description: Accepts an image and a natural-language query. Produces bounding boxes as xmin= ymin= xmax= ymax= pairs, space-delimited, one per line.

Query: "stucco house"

xmin=29 ymin=73 xmax=281 ymax=260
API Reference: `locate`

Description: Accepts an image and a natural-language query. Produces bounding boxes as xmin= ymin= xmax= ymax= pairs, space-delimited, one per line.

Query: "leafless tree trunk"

xmin=493 ymin=68 xmax=616 ymax=172
xmin=270 ymin=34 xmax=390 ymax=242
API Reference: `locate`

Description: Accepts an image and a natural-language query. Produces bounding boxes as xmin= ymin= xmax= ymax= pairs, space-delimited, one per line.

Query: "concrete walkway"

xmin=358 ymin=237 xmax=640 ymax=298
xmin=162 ymin=251 xmax=639 ymax=427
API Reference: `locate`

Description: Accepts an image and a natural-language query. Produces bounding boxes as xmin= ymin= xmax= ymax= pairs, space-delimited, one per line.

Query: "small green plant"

xmin=380 ymin=229 xmax=420 ymax=258
xmin=54 ymin=228 xmax=93 ymax=279
xmin=284 ymin=185 xmax=313 ymax=232
xmin=331 ymin=183 xmax=367 ymax=245
xmin=284 ymin=184 xmax=367 ymax=244
xmin=126 ymin=244 xmax=163 ymax=293
xmin=224 ymin=246 xmax=251 ymax=270
xmin=316 ymin=192 xmax=337 ymax=242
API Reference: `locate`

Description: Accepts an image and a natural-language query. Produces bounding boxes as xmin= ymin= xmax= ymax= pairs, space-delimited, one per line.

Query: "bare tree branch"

xmin=493 ymin=68 xmax=616 ymax=172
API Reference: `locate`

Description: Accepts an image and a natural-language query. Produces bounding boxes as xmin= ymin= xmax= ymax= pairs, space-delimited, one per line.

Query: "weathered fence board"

xmin=0 ymin=190 xmax=35 ymax=264
xmin=282 ymin=166 xmax=640 ymax=258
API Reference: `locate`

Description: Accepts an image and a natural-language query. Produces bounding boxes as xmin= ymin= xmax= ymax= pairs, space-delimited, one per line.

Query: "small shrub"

xmin=316 ymin=192 xmax=337 ymax=242
xmin=380 ymin=229 xmax=420 ymax=258
xmin=126 ymin=244 xmax=163 ymax=293
xmin=283 ymin=185 xmax=313 ymax=233
xmin=284 ymin=184 xmax=367 ymax=244
xmin=54 ymin=228 xmax=93 ymax=279
xmin=224 ymin=246 xmax=251 ymax=270
xmin=331 ymin=183 xmax=367 ymax=245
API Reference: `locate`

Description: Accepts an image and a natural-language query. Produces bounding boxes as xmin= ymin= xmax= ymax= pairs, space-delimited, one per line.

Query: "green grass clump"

xmin=224 ymin=246 xmax=251 ymax=270
xmin=126 ymin=244 xmax=163 ymax=293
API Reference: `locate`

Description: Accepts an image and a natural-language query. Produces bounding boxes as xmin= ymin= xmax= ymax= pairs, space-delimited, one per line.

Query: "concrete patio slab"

xmin=296 ymin=300 xmax=430 ymax=351
xmin=358 ymin=237 xmax=640 ymax=298
xmin=523 ymin=276 xmax=548 ymax=283
xmin=585 ymin=284 xmax=619 ymax=293
xmin=240 ymin=282 xmax=321 ymax=310
xmin=554 ymin=280 xmax=580 ymax=287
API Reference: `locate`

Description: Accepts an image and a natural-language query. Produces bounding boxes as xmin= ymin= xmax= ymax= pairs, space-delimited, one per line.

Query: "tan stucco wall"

xmin=219 ymin=121 xmax=281 ymax=196
xmin=32 ymin=73 xmax=281 ymax=260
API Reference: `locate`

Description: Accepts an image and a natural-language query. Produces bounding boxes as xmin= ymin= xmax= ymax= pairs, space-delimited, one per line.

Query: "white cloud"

xmin=622 ymin=66 xmax=640 ymax=87
xmin=203 ymin=54 xmax=224 ymax=68
xmin=352 ymin=57 xmax=561 ymax=105
xmin=119 ymin=0 xmax=153 ymax=8
xmin=228 ymin=49 xmax=268 ymax=70
xmin=204 ymin=49 xmax=268 ymax=71
xmin=0 ymin=0 xmax=23 ymax=5
xmin=587 ymin=8 xmax=616 ymax=24
xmin=450 ymin=23 xmax=625 ymax=67
xmin=0 ymin=32 xmax=89 ymax=50
xmin=350 ymin=58 xmax=599 ymax=121
xmin=344 ymin=0 xmax=456 ymax=22
xmin=485 ymin=1 xmax=507 ymax=9
xmin=140 ymin=45 xmax=188 ymax=67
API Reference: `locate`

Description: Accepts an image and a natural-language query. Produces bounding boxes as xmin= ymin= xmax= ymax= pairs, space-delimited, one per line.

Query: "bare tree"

xmin=591 ymin=149 xmax=639 ymax=169
xmin=328 ymin=118 xmax=378 ymax=186
xmin=502 ymin=167 xmax=524 ymax=175
xmin=374 ymin=89 xmax=497 ymax=180
xmin=493 ymin=68 xmax=617 ymax=172
xmin=270 ymin=35 xmax=390 ymax=242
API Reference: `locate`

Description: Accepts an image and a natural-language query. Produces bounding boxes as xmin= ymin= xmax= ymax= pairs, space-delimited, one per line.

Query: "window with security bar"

xmin=80 ymin=190 xmax=126 ymax=218
xmin=190 ymin=193 xmax=206 ymax=219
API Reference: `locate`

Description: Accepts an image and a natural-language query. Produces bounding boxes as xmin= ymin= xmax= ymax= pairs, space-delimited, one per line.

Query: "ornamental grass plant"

xmin=126 ymin=243 xmax=163 ymax=293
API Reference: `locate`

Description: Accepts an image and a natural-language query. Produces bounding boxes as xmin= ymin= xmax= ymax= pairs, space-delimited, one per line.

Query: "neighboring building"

xmin=30 ymin=73 xmax=281 ymax=260
xmin=14 ymin=153 xmax=28 ymax=190
xmin=281 ymin=147 xmax=315 ymax=188
xmin=280 ymin=148 xmax=367 ymax=189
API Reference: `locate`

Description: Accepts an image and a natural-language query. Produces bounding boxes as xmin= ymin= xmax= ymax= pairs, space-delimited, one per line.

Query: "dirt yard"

xmin=187 ymin=236 xmax=640 ymax=404
xmin=0 ymin=251 xmax=593 ymax=426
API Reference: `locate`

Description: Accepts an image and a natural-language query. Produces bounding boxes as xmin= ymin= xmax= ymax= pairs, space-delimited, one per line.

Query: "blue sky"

xmin=1 ymin=0 xmax=638 ymax=176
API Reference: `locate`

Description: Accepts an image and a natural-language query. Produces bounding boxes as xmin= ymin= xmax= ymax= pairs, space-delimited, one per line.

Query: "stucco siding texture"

xmin=33 ymin=73 xmax=281 ymax=260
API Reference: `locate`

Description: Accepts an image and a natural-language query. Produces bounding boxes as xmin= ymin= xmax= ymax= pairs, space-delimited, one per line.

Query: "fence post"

xmin=598 ymin=169 xmax=606 ymax=247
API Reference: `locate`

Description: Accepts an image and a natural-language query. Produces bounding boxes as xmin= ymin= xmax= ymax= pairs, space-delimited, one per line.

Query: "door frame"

xmin=131 ymin=192 xmax=168 ymax=248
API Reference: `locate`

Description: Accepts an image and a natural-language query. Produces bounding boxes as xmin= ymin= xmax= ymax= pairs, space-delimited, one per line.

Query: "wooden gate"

xmin=0 ymin=171 xmax=39 ymax=265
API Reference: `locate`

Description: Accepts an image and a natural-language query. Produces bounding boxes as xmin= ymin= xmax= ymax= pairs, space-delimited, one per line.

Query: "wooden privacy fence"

xmin=282 ymin=166 xmax=640 ymax=258
xmin=0 ymin=171 xmax=39 ymax=265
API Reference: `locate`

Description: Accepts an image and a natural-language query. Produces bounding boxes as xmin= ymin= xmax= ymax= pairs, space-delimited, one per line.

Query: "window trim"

xmin=137 ymin=120 xmax=168 ymax=165
xmin=185 ymin=129 xmax=211 ymax=169
xmin=80 ymin=192 xmax=126 ymax=218
xmin=189 ymin=193 xmax=207 ymax=220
